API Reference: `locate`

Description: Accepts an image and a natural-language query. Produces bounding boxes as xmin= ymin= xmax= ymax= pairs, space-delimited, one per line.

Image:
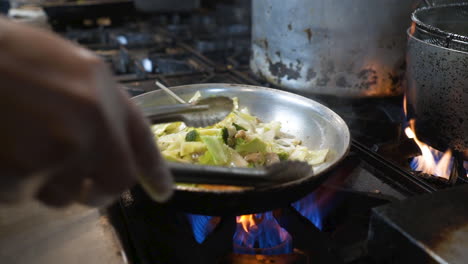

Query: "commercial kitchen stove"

xmin=42 ymin=1 xmax=468 ymax=263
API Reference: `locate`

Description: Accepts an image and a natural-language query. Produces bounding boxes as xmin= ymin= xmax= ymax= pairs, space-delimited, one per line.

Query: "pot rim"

xmin=411 ymin=3 xmax=468 ymax=45
xmin=407 ymin=28 xmax=468 ymax=55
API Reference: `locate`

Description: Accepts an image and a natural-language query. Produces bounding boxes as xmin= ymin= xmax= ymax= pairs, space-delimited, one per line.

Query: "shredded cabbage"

xmin=152 ymin=92 xmax=329 ymax=167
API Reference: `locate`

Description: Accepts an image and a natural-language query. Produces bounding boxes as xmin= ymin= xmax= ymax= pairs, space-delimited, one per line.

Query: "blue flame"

xmin=411 ymin=148 xmax=451 ymax=170
xmin=292 ymin=187 xmax=342 ymax=231
xmin=233 ymin=212 xmax=292 ymax=254
xmin=409 ymin=146 xmax=453 ymax=177
xmin=465 ymin=161 xmax=468 ymax=177
xmin=292 ymin=192 xmax=325 ymax=230
xmin=142 ymin=58 xmax=153 ymax=72
xmin=116 ymin=35 xmax=128 ymax=45
xmin=185 ymin=214 xmax=218 ymax=244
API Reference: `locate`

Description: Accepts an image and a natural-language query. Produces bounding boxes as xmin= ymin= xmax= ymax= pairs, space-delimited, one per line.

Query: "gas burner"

xmin=65 ymin=24 xmax=171 ymax=49
xmin=93 ymin=45 xmax=213 ymax=81
xmin=113 ymin=159 xmax=391 ymax=264
xmin=108 ymin=152 xmax=419 ymax=264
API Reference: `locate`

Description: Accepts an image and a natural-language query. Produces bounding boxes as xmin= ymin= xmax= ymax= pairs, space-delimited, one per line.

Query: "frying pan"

xmin=132 ymin=83 xmax=350 ymax=215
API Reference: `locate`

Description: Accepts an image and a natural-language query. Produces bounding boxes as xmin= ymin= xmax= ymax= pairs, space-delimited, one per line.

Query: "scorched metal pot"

xmin=250 ymin=0 xmax=421 ymax=97
xmin=405 ymin=32 xmax=468 ymax=154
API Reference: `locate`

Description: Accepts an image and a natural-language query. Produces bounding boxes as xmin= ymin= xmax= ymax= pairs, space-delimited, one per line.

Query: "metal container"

xmin=406 ymin=32 xmax=468 ymax=153
xmin=405 ymin=4 xmax=468 ymax=153
xmin=250 ymin=0 xmax=421 ymax=97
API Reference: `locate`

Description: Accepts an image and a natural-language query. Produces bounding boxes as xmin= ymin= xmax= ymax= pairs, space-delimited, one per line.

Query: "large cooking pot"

xmin=405 ymin=4 xmax=468 ymax=154
xmin=250 ymin=0 xmax=421 ymax=97
xmin=133 ymin=83 xmax=350 ymax=215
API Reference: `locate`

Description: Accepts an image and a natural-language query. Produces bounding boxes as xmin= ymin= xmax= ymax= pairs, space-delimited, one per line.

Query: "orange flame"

xmin=409 ymin=22 xmax=417 ymax=35
xmin=234 ymin=212 xmax=291 ymax=252
xmin=403 ymin=94 xmax=408 ymax=117
xmin=237 ymin=214 xmax=263 ymax=233
xmin=403 ymin=95 xmax=453 ymax=179
xmin=405 ymin=120 xmax=452 ymax=179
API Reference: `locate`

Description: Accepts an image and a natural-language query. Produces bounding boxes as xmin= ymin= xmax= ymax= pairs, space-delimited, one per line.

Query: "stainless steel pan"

xmin=132 ymin=83 xmax=350 ymax=215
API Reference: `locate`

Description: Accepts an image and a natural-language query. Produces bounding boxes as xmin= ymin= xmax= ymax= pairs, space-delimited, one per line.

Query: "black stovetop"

xmin=49 ymin=2 xmax=465 ymax=263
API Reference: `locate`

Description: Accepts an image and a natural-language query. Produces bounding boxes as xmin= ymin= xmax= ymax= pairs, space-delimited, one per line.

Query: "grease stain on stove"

xmin=268 ymin=61 xmax=302 ymax=81
xmin=266 ymin=52 xmax=303 ymax=83
xmin=356 ymin=68 xmax=378 ymax=90
xmin=253 ymin=38 xmax=269 ymax=50
xmin=336 ymin=76 xmax=351 ymax=88
xmin=388 ymin=73 xmax=400 ymax=86
xmin=306 ymin=68 xmax=317 ymax=81
xmin=304 ymin=28 xmax=313 ymax=44
xmin=316 ymin=60 xmax=335 ymax=87
xmin=316 ymin=76 xmax=330 ymax=87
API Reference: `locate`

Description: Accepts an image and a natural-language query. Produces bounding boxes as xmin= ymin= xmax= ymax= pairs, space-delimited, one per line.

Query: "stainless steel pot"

xmin=406 ymin=32 xmax=468 ymax=153
xmin=250 ymin=0 xmax=421 ymax=97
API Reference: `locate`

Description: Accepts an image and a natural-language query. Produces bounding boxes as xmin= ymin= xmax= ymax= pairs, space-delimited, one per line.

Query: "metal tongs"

xmin=142 ymin=82 xmax=234 ymax=127
xmin=168 ymin=161 xmax=313 ymax=187
xmin=139 ymin=82 xmax=313 ymax=189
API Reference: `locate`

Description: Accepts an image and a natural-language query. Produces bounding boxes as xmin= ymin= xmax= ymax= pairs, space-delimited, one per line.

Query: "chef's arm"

xmin=0 ymin=17 xmax=173 ymax=207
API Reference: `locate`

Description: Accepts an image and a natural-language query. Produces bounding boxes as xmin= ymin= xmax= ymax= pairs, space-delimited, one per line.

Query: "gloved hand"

xmin=0 ymin=17 xmax=173 ymax=207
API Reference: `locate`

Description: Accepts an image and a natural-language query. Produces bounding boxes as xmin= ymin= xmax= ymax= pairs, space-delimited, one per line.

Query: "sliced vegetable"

xmin=289 ymin=146 xmax=309 ymax=161
xmin=307 ymin=149 xmax=329 ymax=165
xmin=233 ymin=112 xmax=255 ymax=131
xmin=158 ymin=133 xmax=185 ymax=151
xmin=221 ymin=127 xmax=229 ymax=144
xmin=244 ymin=152 xmax=265 ymax=167
xmin=278 ymin=152 xmax=289 ymax=161
xmin=199 ymin=151 xmax=216 ymax=165
xmin=180 ymin=142 xmax=206 ymax=156
xmin=151 ymin=122 xmax=185 ymax=137
xmin=233 ymin=123 xmax=246 ymax=131
xmin=201 ymin=135 xmax=231 ymax=165
xmin=228 ymin=148 xmax=249 ymax=167
xmin=264 ymin=153 xmax=280 ymax=166
xmin=235 ymin=137 xmax=268 ymax=155
xmin=235 ymin=137 xmax=246 ymax=146
xmin=153 ymin=92 xmax=329 ymax=170
xmin=185 ymin=130 xmax=199 ymax=142
xmin=198 ymin=128 xmax=222 ymax=136
xmin=289 ymin=147 xmax=329 ymax=165
xmin=162 ymin=150 xmax=187 ymax=163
